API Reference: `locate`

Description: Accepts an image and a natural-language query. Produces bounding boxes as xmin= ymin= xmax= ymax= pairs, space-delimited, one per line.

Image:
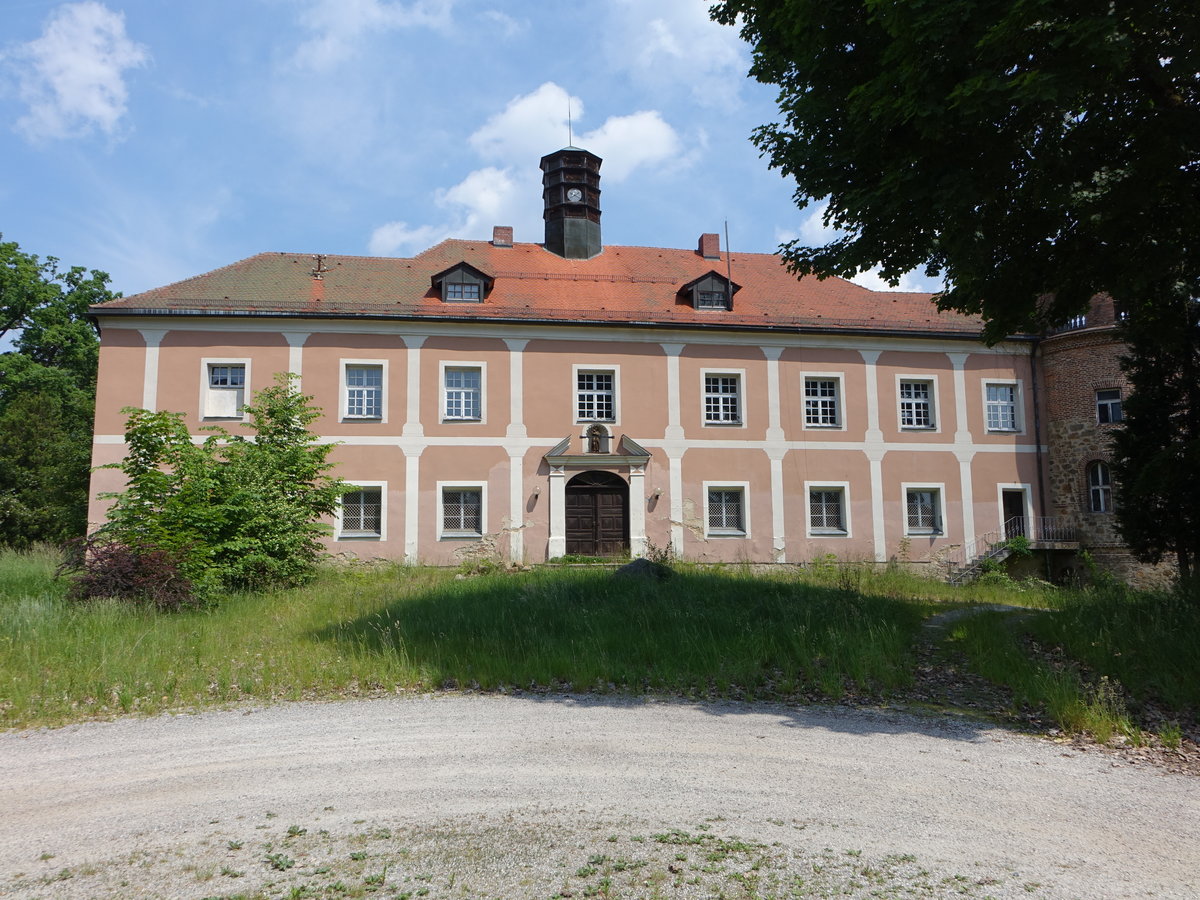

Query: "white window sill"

xmin=706 ymin=529 xmax=747 ymax=538
xmin=440 ymin=532 xmax=483 ymax=540
xmin=810 ymin=529 xmax=848 ymax=537
xmin=337 ymin=533 xmax=381 ymax=541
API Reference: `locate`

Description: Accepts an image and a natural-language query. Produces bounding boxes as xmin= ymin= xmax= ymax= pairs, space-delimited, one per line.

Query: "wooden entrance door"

xmin=565 ymin=472 xmax=629 ymax=557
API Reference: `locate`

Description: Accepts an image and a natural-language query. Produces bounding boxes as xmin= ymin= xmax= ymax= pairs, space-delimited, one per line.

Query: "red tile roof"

xmin=94 ymin=239 xmax=985 ymax=336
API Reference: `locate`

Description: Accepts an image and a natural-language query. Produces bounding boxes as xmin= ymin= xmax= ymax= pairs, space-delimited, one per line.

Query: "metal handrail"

xmin=940 ymin=516 xmax=1079 ymax=574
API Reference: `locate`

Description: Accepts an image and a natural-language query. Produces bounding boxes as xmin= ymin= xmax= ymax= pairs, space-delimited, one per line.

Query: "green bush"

xmin=95 ymin=373 xmax=343 ymax=598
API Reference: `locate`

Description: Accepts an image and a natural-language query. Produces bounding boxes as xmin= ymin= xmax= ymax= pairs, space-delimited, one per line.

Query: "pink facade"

xmin=88 ymin=316 xmax=1045 ymax=566
xmin=88 ymin=147 xmax=1051 ymax=568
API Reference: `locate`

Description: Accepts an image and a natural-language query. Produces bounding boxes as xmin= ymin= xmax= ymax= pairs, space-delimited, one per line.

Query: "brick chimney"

xmin=492 ymin=226 xmax=513 ymax=248
xmin=698 ymin=233 xmax=720 ymax=259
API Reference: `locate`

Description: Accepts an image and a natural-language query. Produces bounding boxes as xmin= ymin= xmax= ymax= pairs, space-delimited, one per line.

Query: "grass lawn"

xmin=1 ymin=545 xmax=1195 ymax=747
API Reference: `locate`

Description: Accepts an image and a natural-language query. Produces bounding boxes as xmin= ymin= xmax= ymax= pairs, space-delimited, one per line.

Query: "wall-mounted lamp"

xmin=532 ymin=485 xmax=541 ymax=496
xmin=651 ymin=488 xmax=663 ymax=499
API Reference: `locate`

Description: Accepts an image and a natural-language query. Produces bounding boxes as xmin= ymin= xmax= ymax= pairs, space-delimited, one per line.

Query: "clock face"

xmin=566 ymin=188 xmax=583 ymax=203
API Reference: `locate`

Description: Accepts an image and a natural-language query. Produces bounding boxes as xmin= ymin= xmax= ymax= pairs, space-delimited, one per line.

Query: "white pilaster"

xmin=403 ymin=335 xmax=424 ymax=437
xmin=660 ymin=342 xmax=685 ymax=441
xmin=404 ymin=450 xmax=421 ymax=564
xmin=868 ymin=449 xmax=887 ymax=562
xmin=668 ymin=450 xmax=685 ymax=556
xmin=629 ymin=466 xmax=647 ymax=557
xmin=859 ymin=349 xmax=887 ymax=561
xmin=548 ymin=466 xmax=566 ymax=558
xmin=763 ymin=346 xmax=785 ymax=443
xmin=769 ymin=450 xmax=786 ymax=562
xmin=508 ymin=447 xmax=525 ymax=563
xmin=138 ymin=329 xmax=166 ymax=411
xmin=284 ymin=331 xmax=309 ymax=379
xmin=947 ymin=352 xmax=976 ymax=545
xmin=504 ymin=338 xmax=528 ymax=438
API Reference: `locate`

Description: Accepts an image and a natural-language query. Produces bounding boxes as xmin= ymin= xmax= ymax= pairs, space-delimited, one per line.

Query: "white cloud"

xmin=368 ymin=220 xmax=449 ymax=256
xmin=581 ymin=111 xmax=682 ymax=183
xmin=8 ymin=1 xmax=148 ymax=141
xmin=776 ymin=205 xmax=944 ymax=293
xmin=481 ymin=10 xmax=525 ymax=39
xmin=366 ymin=82 xmax=687 ymax=254
xmin=469 ymin=82 xmax=682 ymax=182
xmin=369 ymin=167 xmax=528 ymax=255
xmin=293 ymin=0 xmax=454 ymax=70
xmin=469 ymin=82 xmax=579 ymax=166
xmin=606 ymin=0 xmax=748 ymax=109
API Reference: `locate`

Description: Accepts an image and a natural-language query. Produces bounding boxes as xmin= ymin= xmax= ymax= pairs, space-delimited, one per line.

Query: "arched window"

xmin=1087 ymin=461 xmax=1112 ymax=513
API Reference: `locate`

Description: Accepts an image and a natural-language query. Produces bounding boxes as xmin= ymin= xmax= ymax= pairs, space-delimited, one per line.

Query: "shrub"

xmin=61 ymin=538 xmax=197 ymax=610
xmin=95 ymin=373 xmax=344 ymax=597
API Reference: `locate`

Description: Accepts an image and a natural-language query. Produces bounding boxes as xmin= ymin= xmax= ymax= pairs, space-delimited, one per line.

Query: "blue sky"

xmin=1 ymin=0 xmax=940 ymax=302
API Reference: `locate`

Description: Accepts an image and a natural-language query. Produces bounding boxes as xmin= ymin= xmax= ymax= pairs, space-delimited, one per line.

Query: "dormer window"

xmin=446 ymin=282 xmax=481 ymax=301
xmin=680 ymin=272 xmax=739 ymax=311
xmin=431 ymin=262 xmax=493 ymax=303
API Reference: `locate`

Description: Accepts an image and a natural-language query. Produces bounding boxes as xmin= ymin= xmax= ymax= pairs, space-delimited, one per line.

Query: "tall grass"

xmin=327 ymin=567 xmax=921 ymax=698
xmin=1033 ymin=582 xmax=1200 ymax=710
xmin=2 ymin=554 xmax=922 ymax=728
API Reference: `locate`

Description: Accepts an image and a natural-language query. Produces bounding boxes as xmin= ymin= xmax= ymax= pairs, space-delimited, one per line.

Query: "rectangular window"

xmin=441 ymin=487 xmax=482 ymax=536
xmin=905 ymin=488 xmax=943 ymax=534
xmin=577 ymin=370 xmax=615 ymax=421
xmin=985 ymin=383 xmax=1018 ymax=431
xmin=703 ymin=374 xmax=741 ymax=424
xmin=203 ymin=361 xmax=247 ymax=418
xmin=345 ymin=364 xmax=383 ymax=419
xmin=446 ymin=282 xmax=481 ymax=301
xmin=809 ymin=488 xmax=847 ymax=534
xmin=804 ymin=377 xmax=841 ymax=427
xmin=1097 ymin=389 xmax=1123 ymax=424
xmin=444 ymin=366 xmax=481 ymax=420
xmin=696 ymin=290 xmax=728 ymax=310
xmin=707 ymin=488 xmax=745 ymax=534
xmin=1088 ymin=462 xmax=1113 ymax=513
xmin=339 ymin=486 xmax=382 ymax=538
xmin=899 ymin=380 xmax=934 ymax=429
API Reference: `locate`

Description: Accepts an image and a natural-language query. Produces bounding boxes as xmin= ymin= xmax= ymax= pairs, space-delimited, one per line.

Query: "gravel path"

xmin=1 ymin=695 xmax=1197 ymax=899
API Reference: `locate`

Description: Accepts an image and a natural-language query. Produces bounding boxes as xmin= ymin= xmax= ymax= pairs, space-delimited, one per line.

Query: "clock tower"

xmin=540 ymin=147 xmax=602 ymax=259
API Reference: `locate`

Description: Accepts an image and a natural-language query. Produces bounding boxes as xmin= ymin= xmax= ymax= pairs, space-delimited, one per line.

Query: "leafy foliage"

xmin=97 ymin=373 xmax=344 ymax=595
xmin=0 ymin=237 xmax=115 ymax=546
xmin=1111 ymin=295 xmax=1200 ymax=576
xmin=710 ymin=1 xmax=1199 ymax=341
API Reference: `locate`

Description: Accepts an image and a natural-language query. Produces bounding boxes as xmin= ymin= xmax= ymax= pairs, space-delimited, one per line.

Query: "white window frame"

xmin=802 ymin=372 xmax=845 ymax=430
xmin=896 ymin=375 xmax=940 ymax=431
xmin=902 ymin=482 xmax=945 ymax=536
xmin=445 ymin=281 xmax=482 ymax=302
xmin=1096 ymin=389 xmax=1123 ymax=424
xmin=336 ymin=481 xmax=386 ymax=540
xmin=573 ymin=364 xmax=620 ymax=424
xmin=440 ymin=361 xmax=486 ymax=423
xmin=995 ymin=483 xmax=1033 ymax=533
xmin=437 ymin=481 xmax=487 ymax=539
xmin=805 ymin=481 xmax=851 ymax=537
xmin=1087 ymin=462 xmax=1113 ymax=514
xmin=700 ymin=368 xmax=745 ymax=427
xmin=340 ymin=359 xmax=388 ymax=422
xmin=982 ymin=379 xmax=1022 ymax=433
xmin=199 ymin=357 xmax=251 ymax=420
xmin=703 ymin=481 xmax=750 ymax=538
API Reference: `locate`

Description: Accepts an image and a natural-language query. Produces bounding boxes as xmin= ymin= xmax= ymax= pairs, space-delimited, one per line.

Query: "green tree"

xmin=99 ymin=373 xmax=344 ymax=594
xmin=0 ymin=238 xmax=115 ymax=546
xmin=1110 ymin=297 xmax=1200 ymax=578
xmin=709 ymin=1 xmax=1198 ymax=340
xmin=711 ymin=1 xmax=1200 ymax=575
